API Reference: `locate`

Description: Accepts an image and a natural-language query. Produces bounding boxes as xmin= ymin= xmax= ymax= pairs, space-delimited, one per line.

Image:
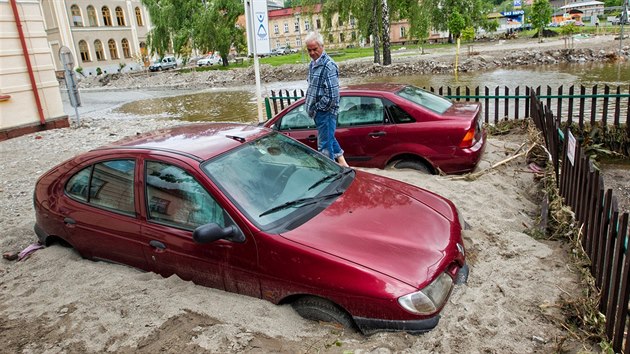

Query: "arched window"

xmin=121 ymin=38 xmax=131 ymax=58
xmin=71 ymin=5 xmax=83 ymax=27
xmin=102 ymin=6 xmax=112 ymax=26
xmin=108 ymin=39 xmax=118 ymax=59
xmin=135 ymin=7 xmax=143 ymax=26
xmin=79 ymin=40 xmax=90 ymax=61
xmin=87 ymin=6 xmax=98 ymax=26
xmin=94 ymin=40 xmax=105 ymax=60
xmin=115 ymin=7 xmax=125 ymax=26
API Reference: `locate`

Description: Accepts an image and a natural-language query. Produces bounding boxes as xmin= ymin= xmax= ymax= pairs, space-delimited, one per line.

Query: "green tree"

xmin=193 ymin=0 xmax=244 ymax=66
xmin=142 ymin=0 xmax=200 ymax=57
xmin=528 ymin=0 xmax=553 ymax=42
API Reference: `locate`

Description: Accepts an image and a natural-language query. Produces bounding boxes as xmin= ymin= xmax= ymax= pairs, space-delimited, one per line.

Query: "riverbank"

xmin=76 ymin=34 xmax=629 ymax=91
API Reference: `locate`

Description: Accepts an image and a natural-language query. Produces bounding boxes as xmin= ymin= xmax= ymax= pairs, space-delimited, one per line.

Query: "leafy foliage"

xmin=141 ymin=0 xmax=243 ymax=66
xmin=527 ymin=0 xmax=553 ymax=42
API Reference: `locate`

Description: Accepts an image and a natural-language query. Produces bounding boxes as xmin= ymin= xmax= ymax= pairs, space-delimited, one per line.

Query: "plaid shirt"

xmin=305 ymin=52 xmax=339 ymax=117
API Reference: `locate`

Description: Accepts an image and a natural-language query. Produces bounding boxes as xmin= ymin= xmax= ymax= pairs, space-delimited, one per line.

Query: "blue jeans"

xmin=314 ymin=110 xmax=344 ymax=160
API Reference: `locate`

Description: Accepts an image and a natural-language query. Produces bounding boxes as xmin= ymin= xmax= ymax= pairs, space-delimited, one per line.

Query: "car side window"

xmin=338 ymin=96 xmax=384 ymax=127
xmin=278 ymin=104 xmax=315 ymax=130
xmin=145 ymin=161 xmax=226 ymax=230
xmin=384 ymin=99 xmax=416 ymax=123
xmin=65 ymin=159 xmax=136 ymax=215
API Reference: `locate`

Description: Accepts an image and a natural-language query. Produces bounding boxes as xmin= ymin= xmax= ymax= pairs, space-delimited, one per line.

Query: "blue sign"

xmin=501 ymin=10 xmax=525 ymax=17
xmin=514 ymin=0 xmax=522 ymax=7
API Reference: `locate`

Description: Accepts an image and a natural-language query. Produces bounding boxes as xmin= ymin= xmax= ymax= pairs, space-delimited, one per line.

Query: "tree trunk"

xmin=381 ymin=0 xmax=391 ymax=65
xmin=371 ymin=0 xmax=380 ymax=64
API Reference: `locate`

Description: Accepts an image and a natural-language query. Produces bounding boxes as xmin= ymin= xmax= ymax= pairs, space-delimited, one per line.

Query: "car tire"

xmin=291 ymin=296 xmax=356 ymax=330
xmin=390 ymin=160 xmax=432 ymax=174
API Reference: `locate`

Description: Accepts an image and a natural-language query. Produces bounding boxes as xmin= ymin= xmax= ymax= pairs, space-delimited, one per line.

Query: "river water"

xmin=115 ymin=61 xmax=629 ymax=123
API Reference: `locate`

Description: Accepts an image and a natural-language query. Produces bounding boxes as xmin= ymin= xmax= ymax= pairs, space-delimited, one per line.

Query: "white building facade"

xmin=40 ymin=0 xmax=151 ymax=77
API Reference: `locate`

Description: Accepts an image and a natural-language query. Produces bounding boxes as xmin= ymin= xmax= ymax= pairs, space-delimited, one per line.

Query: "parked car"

xmin=34 ymin=123 xmax=468 ymax=335
xmin=271 ymin=46 xmax=290 ymax=55
xmin=263 ymin=83 xmax=486 ymax=175
xmin=149 ymin=56 xmax=177 ymax=71
xmin=197 ymin=54 xmax=220 ymax=66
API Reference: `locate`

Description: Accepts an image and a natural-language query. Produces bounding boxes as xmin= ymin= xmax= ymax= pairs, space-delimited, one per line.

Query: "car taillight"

xmin=458 ymin=126 xmax=476 ymax=148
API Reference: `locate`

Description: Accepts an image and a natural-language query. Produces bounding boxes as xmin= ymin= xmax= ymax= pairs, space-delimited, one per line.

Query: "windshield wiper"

xmin=259 ymin=192 xmax=343 ymax=217
xmin=308 ymin=168 xmax=353 ymax=191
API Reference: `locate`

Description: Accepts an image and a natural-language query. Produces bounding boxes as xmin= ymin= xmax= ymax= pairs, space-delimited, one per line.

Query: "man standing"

xmin=304 ymin=32 xmax=349 ymax=167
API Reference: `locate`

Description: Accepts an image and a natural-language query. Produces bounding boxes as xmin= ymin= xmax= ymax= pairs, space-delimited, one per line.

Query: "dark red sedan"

xmin=34 ymin=123 xmax=468 ymax=334
xmin=264 ymin=83 xmax=486 ymax=174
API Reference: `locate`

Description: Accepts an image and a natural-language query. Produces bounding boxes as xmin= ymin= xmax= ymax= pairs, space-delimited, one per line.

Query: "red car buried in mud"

xmin=34 ymin=123 xmax=468 ymax=334
xmin=264 ymin=83 xmax=486 ymax=174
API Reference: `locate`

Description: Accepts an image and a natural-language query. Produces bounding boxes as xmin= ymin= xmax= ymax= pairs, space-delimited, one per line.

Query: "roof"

xmin=559 ymin=1 xmax=604 ymax=9
xmin=100 ymin=123 xmax=271 ymax=161
xmin=342 ymin=83 xmax=407 ymax=93
xmin=268 ymin=4 xmax=322 ymax=19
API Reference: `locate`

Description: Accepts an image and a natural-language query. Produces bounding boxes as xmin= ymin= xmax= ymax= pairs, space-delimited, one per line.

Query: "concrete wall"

xmin=0 ymin=0 xmax=67 ymax=139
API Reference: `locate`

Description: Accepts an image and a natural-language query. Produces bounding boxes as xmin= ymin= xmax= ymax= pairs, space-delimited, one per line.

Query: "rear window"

xmin=396 ymin=86 xmax=453 ymax=114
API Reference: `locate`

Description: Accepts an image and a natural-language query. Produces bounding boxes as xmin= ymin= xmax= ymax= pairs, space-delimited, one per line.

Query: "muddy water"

xmin=115 ymin=61 xmax=629 ymax=123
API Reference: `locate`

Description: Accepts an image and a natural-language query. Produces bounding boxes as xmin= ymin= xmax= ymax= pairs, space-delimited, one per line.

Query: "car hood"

xmin=280 ymin=171 xmax=461 ymax=288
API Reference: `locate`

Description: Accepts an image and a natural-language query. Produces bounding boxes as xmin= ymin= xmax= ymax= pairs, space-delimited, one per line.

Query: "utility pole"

xmin=620 ymin=0 xmax=629 ymax=53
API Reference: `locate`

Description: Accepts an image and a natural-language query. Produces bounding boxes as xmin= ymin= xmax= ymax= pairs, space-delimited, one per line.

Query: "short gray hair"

xmin=304 ymin=32 xmax=323 ymax=46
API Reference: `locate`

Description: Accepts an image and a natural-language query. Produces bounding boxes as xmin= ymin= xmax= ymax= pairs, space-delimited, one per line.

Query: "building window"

xmin=108 ymin=39 xmax=118 ymax=59
xmin=338 ymin=18 xmax=344 ymax=26
xmin=350 ymin=17 xmax=355 ymax=27
xmin=340 ymin=33 xmax=345 ymax=42
xmin=79 ymin=40 xmax=90 ymax=61
xmin=94 ymin=40 xmax=105 ymax=60
xmin=122 ymin=38 xmax=131 ymax=58
xmin=115 ymin=7 xmax=125 ymax=26
xmin=71 ymin=5 xmax=83 ymax=27
xmin=316 ymin=19 xmax=321 ymax=29
xmin=102 ymin=6 xmax=112 ymax=26
xmin=296 ymin=38 xmax=302 ymax=47
xmin=135 ymin=7 xmax=143 ymax=26
xmin=305 ymin=21 xmax=310 ymax=31
xmin=284 ymin=22 xmax=288 ymax=33
xmin=351 ymin=31 xmax=357 ymax=41
xmin=87 ymin=6 xmax=98 ymax=26
xmin=294 ymin=21 xmax=299 ymax=32
xmin=274 ymin=24 xmax=279 ymax=34
xmin=400 ymin=26 xmax=406 ymax=38
xmin=328 ymin=33 xmax=333 ymax=43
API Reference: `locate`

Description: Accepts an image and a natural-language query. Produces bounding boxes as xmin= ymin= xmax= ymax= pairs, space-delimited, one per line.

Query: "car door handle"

xmin=149 ymin=240 xmax=166 ymax=250
xmin=63 ymin=217 xmax=76 ymax=225
xmin=368 ymin=131 xmax=387 ymax=137
xmin=306 ymin=135 xmax=317 ymax=142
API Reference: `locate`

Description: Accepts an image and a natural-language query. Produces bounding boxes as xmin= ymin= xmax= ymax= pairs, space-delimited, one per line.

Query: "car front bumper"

xmin=354 ymin=314 xmax=440 ymax=335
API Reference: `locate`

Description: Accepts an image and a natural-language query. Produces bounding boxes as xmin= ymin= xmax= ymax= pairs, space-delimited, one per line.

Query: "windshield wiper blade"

xmin=259 ymin=192 xmax=342 ymax=217
xmin=308 ymin=168 xmax=353 ymax=191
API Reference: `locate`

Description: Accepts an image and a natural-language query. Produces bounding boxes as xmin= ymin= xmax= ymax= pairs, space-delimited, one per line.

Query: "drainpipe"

xmin=10 ymin=0 xmax=46 ymax=125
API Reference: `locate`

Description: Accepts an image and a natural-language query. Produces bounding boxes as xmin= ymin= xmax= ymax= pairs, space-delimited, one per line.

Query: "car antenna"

xmin=225 ymin=135 xmax=246 ymax=143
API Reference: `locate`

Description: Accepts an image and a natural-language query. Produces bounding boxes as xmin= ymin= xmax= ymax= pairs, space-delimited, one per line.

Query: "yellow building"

xmin=0 ymin=0 xmax=67 ymax=140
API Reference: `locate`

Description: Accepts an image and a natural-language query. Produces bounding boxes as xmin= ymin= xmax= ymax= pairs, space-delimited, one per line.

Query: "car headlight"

xmin=398 ymin=272 xmax=453 ymax=315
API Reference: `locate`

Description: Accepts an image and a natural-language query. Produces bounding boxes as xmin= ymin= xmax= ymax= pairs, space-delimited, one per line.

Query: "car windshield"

xmin=202 ymin=132 xmax=352 ymax=230
xmin=396 ymin=85 xmax=453 ymax=114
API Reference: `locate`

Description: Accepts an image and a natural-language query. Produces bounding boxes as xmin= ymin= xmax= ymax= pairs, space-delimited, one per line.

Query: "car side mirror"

xmin=193 ymin=223 xmax=245 ymax=244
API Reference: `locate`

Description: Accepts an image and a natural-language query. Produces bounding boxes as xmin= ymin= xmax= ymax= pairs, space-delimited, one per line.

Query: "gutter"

xmin=10 ymin=0 xmax=46 ymax=124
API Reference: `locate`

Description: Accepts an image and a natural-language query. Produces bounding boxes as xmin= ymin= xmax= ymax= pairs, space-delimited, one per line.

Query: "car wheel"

xmin=390 ymin=160 xmax=432 ymax=174
xmin=291 ymin=296 xmax=356 ymax=330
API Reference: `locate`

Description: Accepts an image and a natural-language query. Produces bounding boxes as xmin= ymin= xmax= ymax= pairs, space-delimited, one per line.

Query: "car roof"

xmin=341 ymin=83 xmax=407 ymax=94
xmin=96 ymin=123 xmax=270 ymax=161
